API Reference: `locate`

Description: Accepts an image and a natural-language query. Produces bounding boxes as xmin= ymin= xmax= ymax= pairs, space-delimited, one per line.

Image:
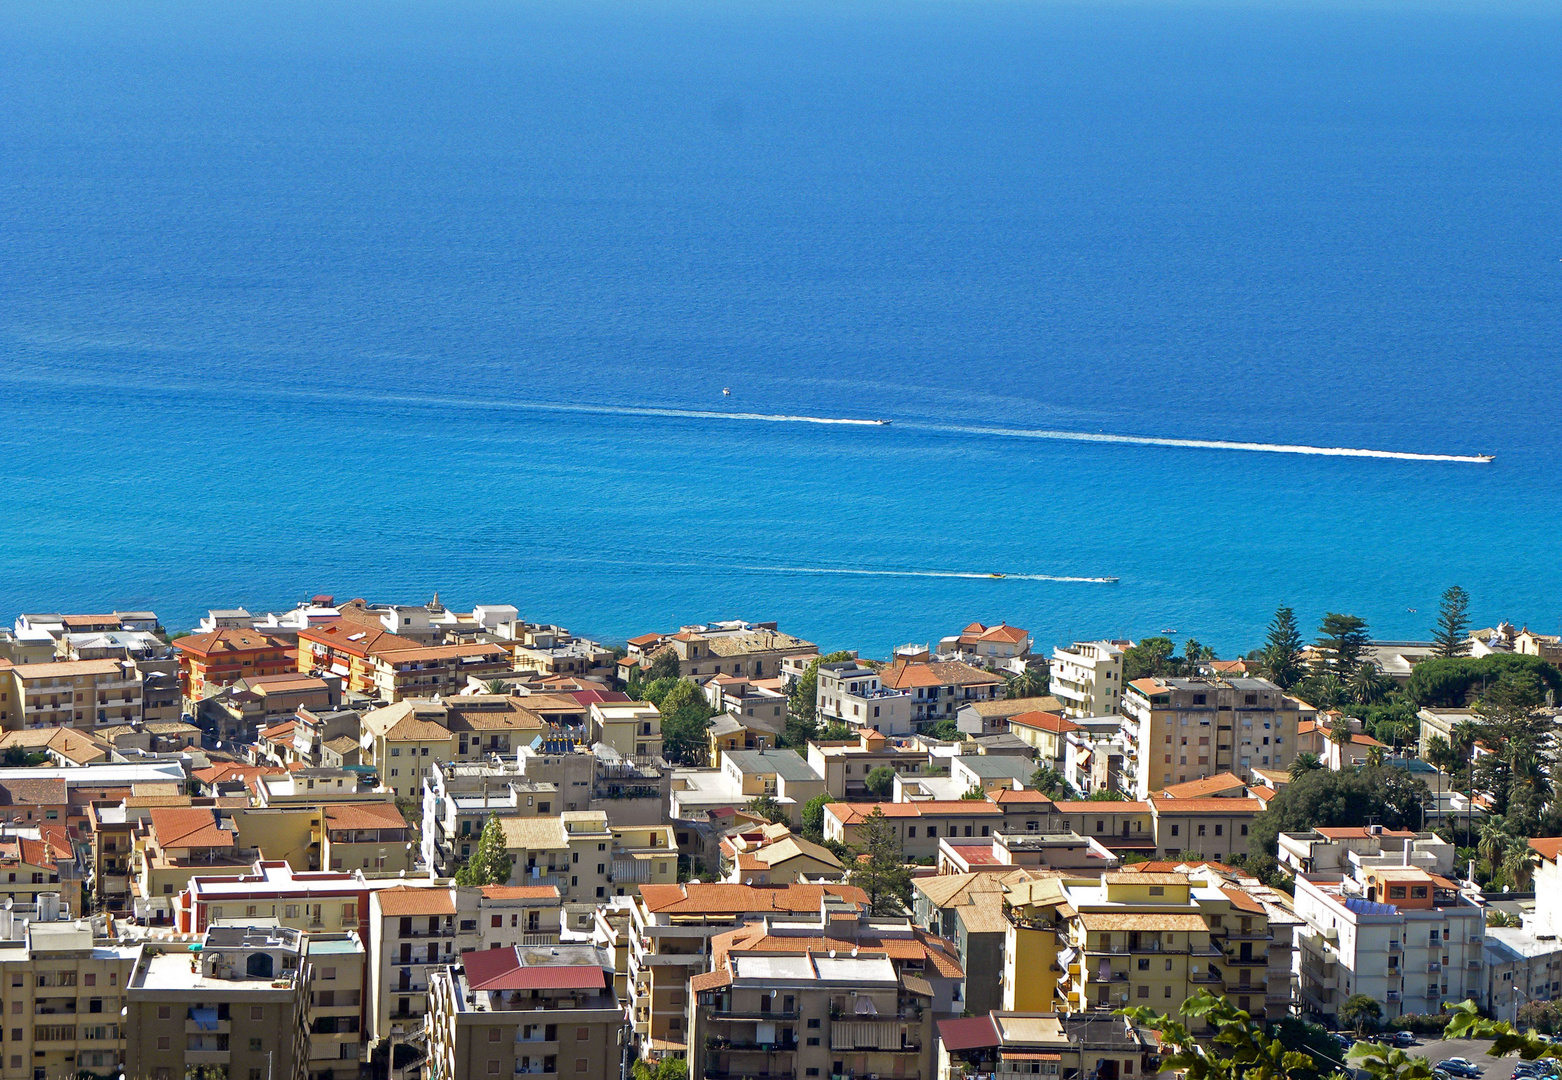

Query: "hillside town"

xmin=0 ymin=591 xmax=1559 ymax=1080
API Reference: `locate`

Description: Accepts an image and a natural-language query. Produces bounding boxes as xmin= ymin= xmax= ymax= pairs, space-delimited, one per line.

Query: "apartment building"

xmin=624 ymin=621 xmax=817 ymax=681
xmin=133 ymin=806 xmax=260 ymax=924
xmin=368 ymin=885 xmax=463 ymax=1043
xmin=702 ymin=673 xmax=788 ymax=733
xmin=497 ymin=812 xmax=677 ymax=927
xmin=200 ymin=673 xmax=342 ymax=744
xmin=125 ymin=926 xmax=310 ymax=1080
xmin=936 ymin=1011 xmax=1154 ymax=1080
xmin=717 ymin=749 xmax=826 ymax=825
xmin=1001 ymin=870 xmax=1276 ymax=1022
xmin=1292 ymin=864 xmax=1484 ymax=1023
xmin=1 ymin=659 xmax=143 ymax=731
xmin=322 ymin=802 xmax=414 ymax=873
xmin=914 ymin=870 xmax=1032 ymax=1017
xmin=473 ymin=885 xmax=563 ymax=951
xmin=1120 ymin=676 xmax=1298 ymax=798
xmin=425 ymin=944 xmax=626 ymax=1080
xmin=1049 ymin=640 xmax=1125 ymax=718
xmin=0 ymin=918 xmax=141 ymax=1080
xmin=626 ymin=882 xmax=867 ymax=1058
xmin=184 ymin=860 xmax=423 ymax=938
xmin=590 ymin=701 xmax=663 ymax=760
xmin=360 ymin=697 xmax=552 ymax=800
xmin=718 ymin=823 xmax=846 ymax=884
xmin=805 ymin=729 xmax=934 ymax=799
xmin=690 ymin=903 xmax=963 ymax=1080
xmin=420 ymin=759 xmax=557 ymax=875
xmin=299 ymin=622 xmax=510 ymax=703
xmin=174 ymin=629 xmax=295 ymax=711
xmin=822 ymin=800 xmax=1016 ymax=861
xmin=304 ymin=934 xmax=368 ymax=1080
xmin=514 ymin=740 xmax=669 ymax=825
xmin=877 ymin=660 xmax=1005 ymax=728
xmin=816 ymin=660 xmax=914 ymax=735
xmin=1006 ymin=710 xmax=1081 ymax=765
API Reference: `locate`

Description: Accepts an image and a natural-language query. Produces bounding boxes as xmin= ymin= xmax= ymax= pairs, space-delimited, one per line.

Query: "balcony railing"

xmin=708 ymin=1009 xmax=801 ymax=1021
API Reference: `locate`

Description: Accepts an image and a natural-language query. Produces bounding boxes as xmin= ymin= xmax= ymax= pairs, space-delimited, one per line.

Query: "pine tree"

xmin=455 ymin=814 xmax=513 ymax=887
xmin=848 ymin=807 xmax=913 ymax=915
xmin=1314 ymin=613 xmax=1369 ymax=673
xmin=1433 ymin=585 xmax=1472 ymax=658
xmin=1260 ymin=606 xmax=1305 ymax=689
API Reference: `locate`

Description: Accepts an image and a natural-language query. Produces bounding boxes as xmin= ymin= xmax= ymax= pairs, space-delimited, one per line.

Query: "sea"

xmin=1 ymin=0 xmax=1560 ymax=658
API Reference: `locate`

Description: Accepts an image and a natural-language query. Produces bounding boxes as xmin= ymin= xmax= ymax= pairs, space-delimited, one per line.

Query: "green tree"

xmin=656 ymin=679 xmax=716 ymax=765
xmin=453 ymin=814 xmax=513 ymax=887
xmin=746 ymin=795 xmax=789 ymax=826
xmin=1314 ymin=613 xmax=1370 ymax=673
xmin=1249 ymin=767 xmax=1430 ymax=858
xmin=1029 ymin=765 xmax=1076 ymax=799
xmin=1123 ymin=637 xmax=1177 ymax=681
xmin=960 ymin=784 xmax=988 ymax=800
xmin=1403 ymin=653 xmax=1562 ymax=708
xmin=1087 ymin=789 xmax=1128 ymax=801
xmin=1004 ymin=664 xmax=1049 ymax=699
xmin=1433 ymin=585 xmax=1473 ymax=658
xmin=643 ymin=649 xmax=683 ymax=683
xmin=483 ymin=678 xmax=509 ymax=694
xmin=923 ymin=718 xmax=961 ymax=741
xmin=1326 ymin=714 xmax=1354 ymax=750
xmin=1182 ymin=638 xmax=1215 ymax=672
xmin=848 ymin=807 xmax=913 ymax=915
xmin=1288 ymin=752 xmax=1323 ymax=779
xmin=785 ymin=651 xmax=856 ymax=743
xmin=1118 ymin=989 xmax=1315 ymax=1080
xmin=1347 ymin=661 xmax=1392 ymax=706
xmin=1338 ymin=993 xmax=1383 ymax=1034
xmin=1424 ymin=735 xmax=1460 ymax=777
xmin=800 ymin=793 xmax=835 ymax=840
xmin=1293 ymin=672 xmax=1345 ymax=711
xmin=819 ymin=721 xmax=856 ymax=742
xmin=863 ymin=766 xmax=897 ymax=798
xmin=1470 ymin=673 xmax=1556 ymax=826
xmin=1365 ymin=744 xmax=1386 ymax=768
xmin=631 ymin=1057 xmax=688 ymax=1080
xmin=1260 ymin=606 xmax=1306 ymax=690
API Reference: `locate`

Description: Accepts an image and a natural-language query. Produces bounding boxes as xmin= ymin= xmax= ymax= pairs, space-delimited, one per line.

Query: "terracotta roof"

xmin=258 ymin=720 xmax=297 ymax=742
xmin=1529 ymin=837 xmax=1562 ymax=862
xmin=1104 ymin=872 xmax=1189 ymax=885
xmin=174 ymin=630 xmax=292 ymax=657
xmin=958 ymin=623 xmax=1029 ymax=646
xmin=1007 ymin=711 xmax=1078 ymax=734
xmin=192 ymin=763 xmax=285 ymax=787
xmin=710 ymin=925 xmax=964 ymax=979
xmin=479 ymin=885 xmax=561 ymax=900
xmin=1313 ymin=826 xmax=1417 ymax=840
xmin=1050 ymin=800 xmax=1150 ymax=813
xmin=324 ymin=803 xmax=407 ymax=831
xmin=462 ymin=947 xmax=606 ymax=992
xmin=0 ymin=778 xmax=69 ymax=806
xmin=938 ymin=1015 xmax=1000 ymax=1052
xmin=1148 ymin=797 xmax=1264 ymax=814
xmin=148 ymin=808 xmax=235 ymax=850
xmin=637 ymin=882 xmax=866 ymax=915
xmin=1129 ymin=678 xmax=1168 ymax=695
xmin=1221 ymin=886 xmax=1267 ymax=915
xmin=626 ymin=634 xmax=663 ymax=648
xmin=1157 ymin=774 xmax=1247 ymax=799
xmin=374 ymin=885 xmax=457 ymax=916
xmin=1076 ymin=912 xmax=1208 ymax=932
xmin=824 ymin=801 xmax=1005 ymax=825
xmin=299 ymin=622 xmax=422 ymax=658
xmin=689 ymin=968 xmax=732 ymax=992
xmin=11 ymin=659 xmax=125 ymax=678
xmin=1348 ymin=733 xmax=1385 ymax=747
xmin=879 ymin=660 xmax=1003 ymax=690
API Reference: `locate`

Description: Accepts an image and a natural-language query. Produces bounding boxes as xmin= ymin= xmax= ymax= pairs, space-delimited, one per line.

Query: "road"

xmin=1363 ymin=1035 xmax=1536 ymax=1080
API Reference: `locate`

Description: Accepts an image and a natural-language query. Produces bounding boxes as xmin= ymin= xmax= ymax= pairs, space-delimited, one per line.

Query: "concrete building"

xmin=805 ymin=730 xmax=935 ymax=800
xmin=624 ymin=621 xmax=817 ymax=681
xmin=0 ymin=917 xmax=141 ymax=1080
xmin=716 ymin=749 xmax=826 ymax=825
xmin=1 ymin=659 xmax=143 ymax=732
xmin=1120 ymin=676 xmax=1299 ymax=798
xmin=914 ymin=870 xmax=1033 ymax=1017
xmin=368 ymin=884 xmax=464 ymax=1044
xmin=936 ymin=1011 xmax=1155 ymax=1080
xmin=1291 ymin=865 xmax=1484 ymax=1023
xmin=1049 ymin=640 xmax=1125 ymax=718
xmin=877 ymin=660 xmax=1005 ymax=729
xmin=125 ymin=926 xmax=310 ymax=1080
xmin=815 ymin=660 xmax=913 ymax=735
xmin=496 ymin=812 xmax=677 ymax=928
xmin=173 ymin=629 xmax=295 ymax=712
xmin=359 ymin=697 xmax=553 ymax=801
xmin=942 ymin=622 xmax=1032 ymax=671
xmin=304 ymin=933 xmax=369 ymax=1080
xmin=425 ymin=944 xmax=626 ymax=1080
xmin=626 ymin=882 xmax=867 ymax=1060
xmin=589 ymin=701 xmax=662 ymax=760
xmin=419 ymin=759 xmax=557 ymax=875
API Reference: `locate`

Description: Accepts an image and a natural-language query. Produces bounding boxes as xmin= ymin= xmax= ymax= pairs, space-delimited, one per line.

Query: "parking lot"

xmin=1342 ymin=1035 xmax=1553 ymax=1080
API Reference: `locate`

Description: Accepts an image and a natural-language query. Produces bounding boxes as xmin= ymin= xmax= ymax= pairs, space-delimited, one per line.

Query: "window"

xmin=249 ymin=1039 xmax=264 ymax=1052
xmin=1240 ymin=824 xmax=1248 ymax=836
xmin=807 ymin=1018 xmax=820 ymax=1029
xmin=322 ymin=967 xmax=336 ymax=980
xmin=1148 ymin=886 xmax=1164 ymax=896
xmin=489 ymin=1029 xmax=501 ymax=1042
xmin=1138 ymin=959 xmax=1149 ymax=970
xmin=576 ymin=1029 xmax=590 ymax=1042
xmin=1197 ymin=824 xmax=1206 ymax=837
xmin=927 ymin=827 xmax=936 ymax=838
xmin=907 ymin=827 xmax=916 ymax=838
xmin=1137 ymin=986 xmax=1149 ymax=998
xmin=1214 ymin=825 xmax=1222 ymax=837
xmin=158 ymin=1006 xmax=171 ymax=1020
xmin=1164 ymin=986 xmax=1172 ymax=998
xmin=492 ymin=915 xmax=503 ymax=928
xmin=808 ymin=1037 xmax=821 ymax=1046
xmin=1388 ymin=886 xmax=1407 ymax=899
xmin=342 ymin=904 xmax=356 ymax=922
xmin=575 ymin=1062 xmax=589 ymax=1074
xmin=391 ymin=748 xmax=401 ymax=757
xmin=487 ymin=1062 xmax=500 ymax=1075
xmin=1170 ymin=825 xmax=1179 ymax=837
xmin=251 ymin=1006 xmax=264 ymax=1020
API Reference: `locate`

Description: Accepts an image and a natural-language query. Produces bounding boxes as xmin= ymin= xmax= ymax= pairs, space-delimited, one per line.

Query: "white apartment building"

xmin=1049 ymin=641 xmax=1124 ymax=718
xmin=1291 ymin=863 xmax=1484 ymax=1023
xmin=815 ymin=660 xmax=913 ymax=735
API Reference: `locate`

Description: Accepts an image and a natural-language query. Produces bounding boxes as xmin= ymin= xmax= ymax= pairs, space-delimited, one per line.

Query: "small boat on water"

xmin=988 ymin=573 xmax=1006 ymax=578
xmin=1475 ymin=453 xmax=1494 ymax=462
xmin=875 ymin=419 xmax=892 ymax=425
xmin=1160 ymin=628 xmax=1177 ymax=634
xmin=722 ymin=388 xmax=731 ymax=396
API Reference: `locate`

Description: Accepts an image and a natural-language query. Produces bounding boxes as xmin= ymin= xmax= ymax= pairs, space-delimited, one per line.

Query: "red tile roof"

xmin=1147 ymin=797 xmax=1264 ymax=814
xmin=174 ymin=630 xmax=292 ymax=657
xmin=462 ymin=947 xmax=606 ymax=992
xmin=148 ymin=808 xmax=234 ymax=850
xmin=1008 ymin=711 xmax=1078 ymax=734
xmin=637 ymin=882 xmax=866 ymax=914
xmin=824 ymin=801 xmax=1005 ymax=825
xmin=324 ymin=803 xmax=408 ymax=831
xmin=937 ymin=1016 xmax=1000 ymax=1052
xmin=1530 ymin=837 xmax=1562 ymax=862
xmin=374 ymin=885 xmax=456 ymax=916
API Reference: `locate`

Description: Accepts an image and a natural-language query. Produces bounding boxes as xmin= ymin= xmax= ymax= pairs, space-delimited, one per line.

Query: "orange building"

xmin=173 ymin=629 xmax=295 ymax=709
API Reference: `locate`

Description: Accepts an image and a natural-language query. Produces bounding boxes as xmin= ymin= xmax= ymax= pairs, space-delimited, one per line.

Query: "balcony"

xmin=1386 ymin=991 xmax=1401 ymax=1003
xmin=1388 ymin=941 xmax=1402 ymax=952
xmin=706 ymin=1037 xmax=799 ymax=1052
xmin=186 ymin=1051 xmax=232 ymax=1066
xmin=1428 ymin=962 xmax=1443 ymax=973
xmin=187 ymin=1020 xmax=232 ymax=1034
xmin=708 ymin=1009 xmax=801 ymax=1022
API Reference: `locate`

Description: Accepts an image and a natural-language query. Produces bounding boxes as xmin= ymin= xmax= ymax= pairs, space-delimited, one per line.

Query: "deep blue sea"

xmin=2 ymin=0 xmax=1560 ymax=657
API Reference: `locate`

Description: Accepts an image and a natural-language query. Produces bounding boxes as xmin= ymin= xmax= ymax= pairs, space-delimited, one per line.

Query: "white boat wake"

xmin=738 ymin=565 xmax=1118 ymax=584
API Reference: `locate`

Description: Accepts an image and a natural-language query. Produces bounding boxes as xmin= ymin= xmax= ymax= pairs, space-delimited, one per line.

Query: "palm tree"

xmin=1503 ymin=840 xmax=1539 ymax=891
xmin=1477 ymin=818 xmax=1510 ymax=877
xmin=1365 ymin=744 xmax=1386 ymax=768
xmin=1005 ymin=665 xmax=1049 ymax=700
xmin=1288 ymin=752 xmax=1323 ymax=779
xmin=1347 ymin=661 xmax=1391 ymax=706
xmin=483 ymin=678 xmax=509 ymax=694
xmin=1327 ymin=714 xmax=1354 ymax=748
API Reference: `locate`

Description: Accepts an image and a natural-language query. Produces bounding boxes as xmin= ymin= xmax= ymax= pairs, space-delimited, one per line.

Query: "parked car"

xmin=1392 ymin=1032 xmax=1417 ymax=1048
xmin=1437 ymin=1059 xmax=1482 ymax=1079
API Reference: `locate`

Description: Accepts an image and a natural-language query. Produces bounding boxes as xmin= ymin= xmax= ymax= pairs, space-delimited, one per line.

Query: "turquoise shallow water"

xmin=1 ymin=0 xmax=1560 ymax=654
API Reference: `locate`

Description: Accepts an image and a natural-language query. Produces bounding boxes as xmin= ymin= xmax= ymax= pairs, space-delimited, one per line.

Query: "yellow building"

xmin=1000 ymin=876 xmax=1071 ymax=1011
xmin=590 ymin=701 xmax=662 ymax=759
xmin=498 ymin=812 xmax=675 ymax=931
xmin=1 ymin=658 xmax=142 ymax=731
xmin=360 ymin=698 xmax=551 ymax=800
